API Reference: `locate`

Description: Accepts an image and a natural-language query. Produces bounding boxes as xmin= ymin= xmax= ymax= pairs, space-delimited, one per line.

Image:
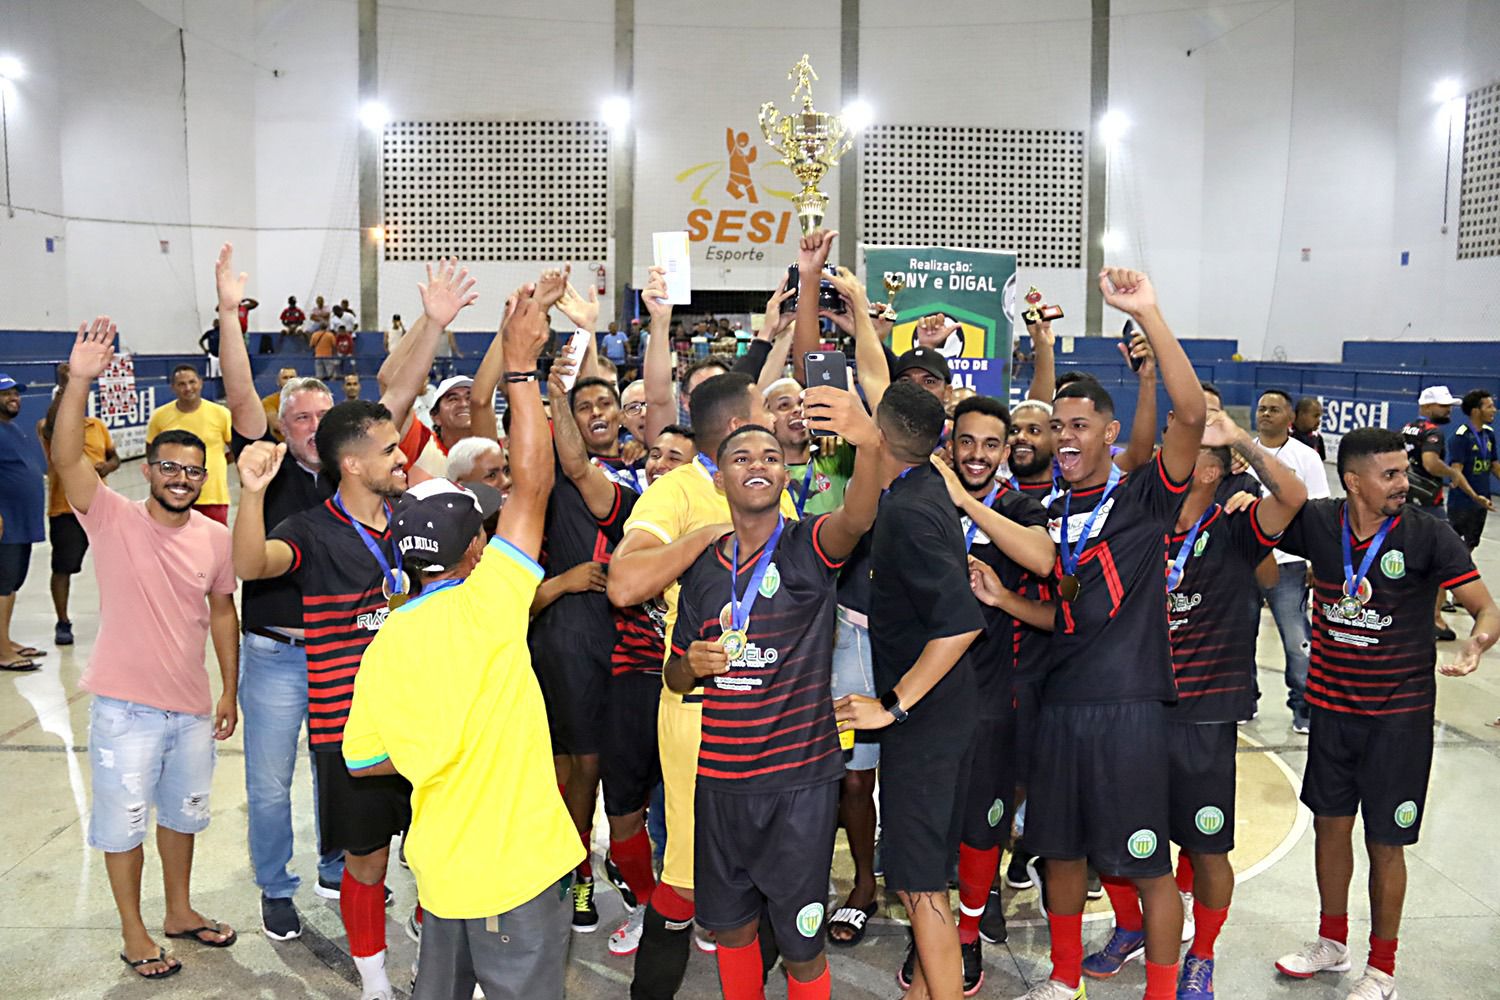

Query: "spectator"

xmin=1291 ymin=396 xmax=1326 ymax=459
xmin=383 ymin=314 xmax=406 ymax=355
xmin=279 ymin=297 xmax=306 ymax=348
xmin=238 ymin=295 xmax=265 ymax=354
xmin=338 ymin=298 xmax=356 ymax=323
xmin=36 ymin=363 xmax=120 ymax=646
xmin=55 ymin=318 xmax=241 ymax=979
xmin=331 ymin=306 xmax=357 ymax=374
xmin=446 ymin=436 xmax=511 ymax=502
xmin=343 ymin=373 xmax=363 ymax=402
xmin=0 ymin=372 xmax=46 ymax=671
xmin=146 ymin=365 xmax=234 ymax=524
xmin=310 ymin=325 xmax=338 ymax=380
xmin=432 ymin=323 xmax=462 ymax=380
xmin=198 ymin=319 xmax=222 ymax=381
xmin=602 ymin=322 xmax=629 ymax=365
xmin=305 ymin=295 xmax=331 ymax=333
xmin=261 ymin=367 xmax=300 ymax=442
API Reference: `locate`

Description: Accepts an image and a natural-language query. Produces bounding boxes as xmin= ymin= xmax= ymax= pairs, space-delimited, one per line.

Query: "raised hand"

xmin=1200 ymin=409 xmax=1245 ymax=449
xmin=1439 ymin=632 xmax=1489 ymax=676
xmin=827 ymin=266 xmax=869 ymax=312
xmin=503 ymin=283 xmax=548 ymax=369
xmin=536 ymin=266 xmax=571 ymax=312
xmin=1024 ymin=317 xmax=1055 ymax=349
xmin=1117 ymin=331 xmax=1156 ymax=378
xmin=1099 ymin=267 xmax=1158 ymax=318
xmin=761 ymin=284 xmax=794 ymax=340
xmin=547 ymin=356 xmax=578 ymax=400
xmin=643 ymin=266 xmax=672 ymax=323
xmin=215 ymin=243 xmax=248 ymax=312
xmin=556 ymin=277 xmax=599 ymax=332
xmin=237 ymin=440 xmax=286 ymax=494
xmin=68 ymin=316 xmax=118 ymax=383
xmin=798 ymin=228 xmax=837 ymax=271
xmin=803 ymin=385 xmax=877 ymax=448
xmin=418 ymin=258 xmax=479 ymax=330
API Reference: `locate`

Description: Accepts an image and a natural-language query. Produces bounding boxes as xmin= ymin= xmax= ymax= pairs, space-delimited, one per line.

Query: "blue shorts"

xmin=88 ymin=696 xmax=217 ymax=853
xmin=831 ymin=610 xmax=879 ymax=771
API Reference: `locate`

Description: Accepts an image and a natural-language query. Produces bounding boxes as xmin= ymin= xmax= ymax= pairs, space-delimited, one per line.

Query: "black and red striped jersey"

xmin=270 ymin=498 xmax=399 ymax=751
xmin=611 ymin=599 xmax=667 ymax=676
xmin=1165 ymin=501 xmax=1281 ymax=723
xmin=532 ymin=460 xmax=636 ymax=650
xmin=1042 ymin=452 xmax=1191 ymax=705
xmin=1279 ymin=499 xmax=1478 ymax=720
xmin=671 ymin=515 xmax=846 ymax=791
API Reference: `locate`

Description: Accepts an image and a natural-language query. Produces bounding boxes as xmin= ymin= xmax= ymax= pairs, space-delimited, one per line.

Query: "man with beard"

xmin=764 ymin=378 xmax=856 ymax=517
xmin=1271 ymin=427 xmax=1497 ymax=1000
xmin=147 ymin=364 xmax=233 ymax=524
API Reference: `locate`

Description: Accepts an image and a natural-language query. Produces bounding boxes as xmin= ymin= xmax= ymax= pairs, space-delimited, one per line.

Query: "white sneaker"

xmin=1275 ymin=936 xmax=1352 ymax=978
xmin=1013 ymin=980 xmax=1086 ymax=1000
xmin=693 ymin=924 xmax=717 ymax=952
xmin=608 ymin=906 xmax=647 ymax=956
xmin=1345 ymin=965 xmax=1398 ymax=999
xmin=1180 ymin=890 xmax=1195 ymax=943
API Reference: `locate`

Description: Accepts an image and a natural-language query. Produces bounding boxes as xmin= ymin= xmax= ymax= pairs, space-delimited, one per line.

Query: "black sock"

xmin=630 ymin=904 xmax=691 ymax=1000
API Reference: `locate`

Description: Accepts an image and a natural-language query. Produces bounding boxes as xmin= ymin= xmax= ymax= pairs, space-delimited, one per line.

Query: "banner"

xmin=862 ymin=245 xmax=1018 ymax=400
xmin=90 ymin=355 xmax=157 ymax=459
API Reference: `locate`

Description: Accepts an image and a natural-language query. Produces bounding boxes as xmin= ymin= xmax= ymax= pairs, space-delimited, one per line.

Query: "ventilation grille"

xmin=1459 ymin=83 xmax=1500 ymax=260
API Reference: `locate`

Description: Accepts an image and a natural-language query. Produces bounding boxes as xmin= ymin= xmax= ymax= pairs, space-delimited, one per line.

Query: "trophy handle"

xmin=758 ymin=102 xmax=783 ymax=153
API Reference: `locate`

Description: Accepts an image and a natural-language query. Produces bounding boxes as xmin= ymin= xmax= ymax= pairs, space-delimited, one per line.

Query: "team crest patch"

xmin=1381 ymin=550 xmax=1406 ymax=580
xmin=795 ymin=902 xmax=824 ymax=937
xmin=1193 ymin=531 xmax=1209 ymax=557
xmin=987 ymin=799 xmax=1005 ymax=828
xmin=1127 ymin=829 xmax=1159 ymax=860
xmin=1195 ymin=806 xmax=1225 ymax=836
xmin=1394 ymin=800 xmax=1418 ymax=829
xmin=759 ymin=563 xmax=781 ymax=598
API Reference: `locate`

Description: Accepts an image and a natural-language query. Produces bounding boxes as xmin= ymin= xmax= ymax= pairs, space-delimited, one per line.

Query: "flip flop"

xmin=165 ymin=922 xmax=237 ymax=948
xmin=827 ymin=900 xmax=878 ymax=947
xmin=13 ymin=647 xmax=45 ymax=658
xmin=0 ymin=658 xmax=38 ymax=673
xmin=120 ymin=949 xmax=181 ymax=979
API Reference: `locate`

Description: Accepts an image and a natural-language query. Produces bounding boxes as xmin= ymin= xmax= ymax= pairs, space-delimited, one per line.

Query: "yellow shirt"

xmin=261 ymin=392 xmax=285 ymax=442
xmin=47 ymin=417 xmax=113 ymax=516
xmin=145 ymin=401 xmax=234 ymax=506
xmin=622 ymin=456 xmax=798 ymax=705
xmin=342 ymin=537 xmax=583 ymax=919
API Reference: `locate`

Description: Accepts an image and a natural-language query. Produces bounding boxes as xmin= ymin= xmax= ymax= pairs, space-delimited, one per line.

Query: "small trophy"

xmin=873 ymin=272 xmax=906 ymax=321
xmin=1022 ymin=286 xmax=1064 ymax=325
xmin=759 ymin=55 xmax=856 ymax=235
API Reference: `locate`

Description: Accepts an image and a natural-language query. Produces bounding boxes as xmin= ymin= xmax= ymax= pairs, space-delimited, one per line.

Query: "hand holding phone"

xmin=1121 ymin=319 xmax=1145 ymax=372
xmin=558 ymin=329 xmax=592 ymax=392
xmin=803 ymin=351 xmax=850 ymax=437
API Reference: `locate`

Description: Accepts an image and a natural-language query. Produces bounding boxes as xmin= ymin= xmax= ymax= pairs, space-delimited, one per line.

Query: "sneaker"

xmin=608 ymin=906 xmax=646 ymax=956
xmin=1274 ymin=936 xmax=1352 ymax=978
xmin=1292 ymin=714 xmax=1311 ymax=735
xmin=873 ymin=837 xmax=884 ymax=879
xmin=962 ymin=939 xmax=985 ymax=996
xmin=1176 ymin=954 xmax=1214 ymax=999
xmin=979 ymin=888 xmax=1009 ymax=944
xmin=405 ymin=906 xmax=423 ymax=943
xmin=261 ymin=896 xmax=302 ymax=941
xmin=1180 ymin=891 xmax=1195 ymax=943
xmin=1086 ymin=868 xmax=1103 ymax=900
xmin=604 ymin=856 xmax=638 ymax=911
xmin=1012 ymin=981 xmax=1086 ymax=1000
xmin=571 ymin=876 xmax=599 ymax=932
xmin=693 ymin=925 xmax=717 ymax=952
xmin=1081 ymin=927 xmax=1146 ymax=979
xmin=897 ymin=938 xmax=917 ymax=991
xmin=1005 ymin=850 xmax=1034 ymax=890
xmin=315 ymin=876 xmax=394 ymax=907
xmin=55 ymin=620 xmax=74 ymax=646
xmin=1344 ymin=965 xmax=1398 ymax=999
xmin=1026 ymin=856 xmax=1047 ymax=917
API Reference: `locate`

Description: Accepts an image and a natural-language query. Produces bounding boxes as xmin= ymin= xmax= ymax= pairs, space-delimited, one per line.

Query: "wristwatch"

xmin=879 ymin=690 xmax=909 ymax=724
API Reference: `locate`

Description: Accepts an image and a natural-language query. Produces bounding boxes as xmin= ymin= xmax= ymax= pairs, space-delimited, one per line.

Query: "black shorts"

xmin=1025 ymin=701 xmax=1172 ymax=878
xmin=314 ymin=750 xmax=412 ymax=857
xmin=1449 ymin=505 xmax=1488 ymax=550
xmin=695 ymin=780 xmax=839 ymax=964
xmin=0 ymin=543 xmax=32 ymax=596
xmin=961 ymin=712 xmax=1018 ymax=852
xmin=1013 ymin=675 xmax=1042 ymax=788
xmin=601 ymin=671 xmax=662 ymax=817
xmin=878 ymin=709 xmax=977 ymax=893
xmin=1301 ymin=708 xmax=1433 ymax=846
xmin=532 ymin=635 xmax=609 ymax=756
xmin=49 ymin=514 xmax=89 ymax=575
xmin=1167 ymin=721 xmax=1237 ymax=855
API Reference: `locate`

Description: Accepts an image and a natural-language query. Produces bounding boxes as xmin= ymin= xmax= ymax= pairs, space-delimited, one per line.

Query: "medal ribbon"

xmin=593 ymin=456 xmax=641 ymax=494
xmin=334 ymin=494 xmax=402 ymax=599
xmin=1342 ymin=506 xmax=1396 ymax=603
xmin=792 ymin=456 xmax=819 ymax=517
xmin=1166 ymin=505 xmax=1213 ymax=592
xmin=697 ymin=452 xmax=720 ymax=480
xmin=1059 ymin=464 xmax=1122 ymax=580
xmin=730 ymin=516 xmax=786 ymax=633
xmin=965 ymin=482 xmax=1003 ymax=552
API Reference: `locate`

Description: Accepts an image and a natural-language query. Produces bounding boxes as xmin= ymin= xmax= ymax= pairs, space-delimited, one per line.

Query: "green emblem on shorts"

xmin=760 ymin=563 xmax=782 ymax=598
xmin=1381 ymin=550 xmax=1406 ymax=580
xmin=1193 ymin=531 xmax=1209 ymax=557
xmin=1394 ymin=800 xmax=1418 ymax=829
xmin=796 ymin=902 xmax=824 ymax=938
xmin=987 ymin=798 xmax=1005 ymax=828
xmin=1127 ymin=829 xmax=1159 ymax=860
xmin=1195 ymin=806 xmax=1225 ymax=836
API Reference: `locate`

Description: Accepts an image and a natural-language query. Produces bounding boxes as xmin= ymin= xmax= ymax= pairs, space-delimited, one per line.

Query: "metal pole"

xmin=1084 ymin=0 xmax=1111 ymax=336
xmin=1 ymin=87 xmax=13 ymax=218
xmin=357 ymin=0 xmax=380 ymax=330
xmin=614 ymin=0 xmax=636 ymax=320
xmin=838 ymin=0 xmax=859 ymax=270
xmin=1442 ymin=110 xmax=1454 ymax=229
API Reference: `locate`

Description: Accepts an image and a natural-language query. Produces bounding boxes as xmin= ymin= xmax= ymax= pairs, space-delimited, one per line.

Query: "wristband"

xmin=503 ymin=370 xmax=539 ymax=384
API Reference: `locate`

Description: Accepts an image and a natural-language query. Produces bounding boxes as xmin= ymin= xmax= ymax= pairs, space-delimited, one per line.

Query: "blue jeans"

xmin=832 ymin=610 xmax=879 ymax=771
xmin=1260 ymin=561 xmax=1312 ymax=719
xmin=239 ymin=632 xmax=344 ymax=899
xmin=88 ymin=696 xmax=215 ymax=852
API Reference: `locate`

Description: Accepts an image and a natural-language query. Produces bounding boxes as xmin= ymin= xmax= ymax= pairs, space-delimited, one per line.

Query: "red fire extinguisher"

xmin=593 ymin=264 xmax=607 ymax=296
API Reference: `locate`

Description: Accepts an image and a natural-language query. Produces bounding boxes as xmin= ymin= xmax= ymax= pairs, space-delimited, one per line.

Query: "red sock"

xmin=786 ymin=963 xmax=831 ymax=1000
xmin=1144 ymin=959 xmax=1179 ymax=1000
xmin=610 ymin=828 xmax=657 ymax=909
xmin=715 ymin=937 xmax=766 ymax=1000
xmin=1368 ymin=935 xmax=1397 ymax=976
xmin=1175 ymin=852 xmax=1196 ymax=894
xmin=651 ymin=883 xmax=695 ymax=923
xmin=957 ymin=844 xmax=1000 ymax=944
xmin=1190 ymin=900 xmax=1229 ymax=959
xmin=1101 ymin=875 xmax=1143 ymax=933
xmin=1047 ymin=911 xmax=1084 ymax=989
xmin=1319 ymin=911 xmax=1349 ymax=944
xmin=577 ymin=828 xmax=593 ymax=880
xmin=339 ymin=869 xmax=387 ymax=958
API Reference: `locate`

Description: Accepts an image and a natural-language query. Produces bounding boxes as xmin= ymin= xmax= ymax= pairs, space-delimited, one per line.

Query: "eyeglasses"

xmin=149 ymin=460 xmax=208 ymax=481
xmin=622 ymin=401 xmax=647 ymax=416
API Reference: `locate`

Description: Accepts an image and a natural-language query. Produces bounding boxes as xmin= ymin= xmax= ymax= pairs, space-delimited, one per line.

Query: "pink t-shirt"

xmin=75 ymin=485 xmax=236 ymax=715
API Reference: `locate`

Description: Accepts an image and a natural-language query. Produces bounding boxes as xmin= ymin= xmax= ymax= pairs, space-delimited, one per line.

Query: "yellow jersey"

xmin=48 ymin=417 xmax=112 ymax=517
xmin=145 ymin=401 xmax=233 ymax=506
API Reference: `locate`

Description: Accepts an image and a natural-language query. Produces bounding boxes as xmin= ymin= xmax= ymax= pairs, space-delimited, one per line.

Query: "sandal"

xmin=12 ymin=646 xmax=45 ymax=658
xmin=120 ymin=949 xmax=181 ymax=979
xmin=165 ymin=922 xmax=237 ymax=948
xmin=826 ymin=900 xmax=878 ymax=947
xmin=0 ymin=658 xmax=38 ymax=673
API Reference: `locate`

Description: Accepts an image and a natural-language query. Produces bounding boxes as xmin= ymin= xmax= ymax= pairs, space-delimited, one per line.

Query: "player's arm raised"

xmin=493 ymin=284 xmax=554 ymax=561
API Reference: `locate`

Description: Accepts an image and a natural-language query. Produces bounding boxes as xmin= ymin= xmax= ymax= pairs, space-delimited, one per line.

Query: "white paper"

xmin=652 ymin=231 xmax=692 ymax=305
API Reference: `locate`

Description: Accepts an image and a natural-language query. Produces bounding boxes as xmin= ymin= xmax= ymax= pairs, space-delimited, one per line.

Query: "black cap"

xmin=391 ymin=479 xmax=501 ymax=572
xmin=893 ymin=347 xmax=951 ymax=382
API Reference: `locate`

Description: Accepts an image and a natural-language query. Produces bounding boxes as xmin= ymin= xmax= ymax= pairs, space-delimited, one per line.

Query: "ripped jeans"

xmin=87 ymin=695 xmax=215 ymax=853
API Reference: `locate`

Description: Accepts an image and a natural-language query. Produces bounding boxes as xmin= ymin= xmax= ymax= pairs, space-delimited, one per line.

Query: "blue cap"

xmin=0 ymin=374 xmax=20 ymax=393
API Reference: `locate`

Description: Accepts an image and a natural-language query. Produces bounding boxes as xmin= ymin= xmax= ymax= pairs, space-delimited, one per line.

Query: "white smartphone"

xmin=652 ymin=230 xmax=692 ymax=305
xmin=558 ymin=329 xmax=591 ymax=392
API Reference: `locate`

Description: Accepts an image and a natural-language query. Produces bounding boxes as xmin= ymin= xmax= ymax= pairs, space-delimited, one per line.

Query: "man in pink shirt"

xmin=53 ymin=317 xmax=242 ymax=981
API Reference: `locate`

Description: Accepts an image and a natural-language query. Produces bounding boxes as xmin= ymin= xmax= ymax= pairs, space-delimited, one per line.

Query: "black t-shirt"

xmin=870 ymin=464 xmax=986 ymax=716
xmin=1291 ymin=428 xmax=1326 ymax=460
xmin=232 ymin=429 xmax=332 ymax=631
xmin=834 ymin=533 xmax=873 ymax=614
xmin=958 ymin=484 xmax=1050 ymax=717
xmin=1216 ymin=469 xmax=1263 ymax=504
xmin=1402 ymin=418 xmax=1446 ymax=508
xmin=1279 ymin=499 xmax=1478 ymax=721
xmin=532 ymin=457 xmax=637 ymax=649
xmin=1166 ymin=501 xmax=1282 ymax=723
xmin=1042 ymin=453 xmax=1191 ymax=704
xmin=671 ymin=516 xmax=846 ymax=792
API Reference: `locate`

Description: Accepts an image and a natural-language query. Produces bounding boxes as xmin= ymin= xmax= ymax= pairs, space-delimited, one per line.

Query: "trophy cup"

xmin=1022 ymin=286 xmax=1064 ymax=324
xmin=873 ymin=272 xmax=906 ymax=321
xmin=759 ymin=55 xmax=856 ymax=235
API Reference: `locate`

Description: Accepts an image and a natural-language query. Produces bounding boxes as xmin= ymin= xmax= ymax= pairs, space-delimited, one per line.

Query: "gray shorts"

xmin=412 ymin=877 xmax=571 ymax=1000
xmin=831 ymin=609 xmax=879 ymax=771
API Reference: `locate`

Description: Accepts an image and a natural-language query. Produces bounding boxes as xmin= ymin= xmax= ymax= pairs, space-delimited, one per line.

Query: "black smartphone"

xmin=1122 ymin=318 xmax=1144 ymax=371
xmin=803 ymin=351 xmax=849 ymax=437
xmin=781 ymin=264 xmax=847 ymax=315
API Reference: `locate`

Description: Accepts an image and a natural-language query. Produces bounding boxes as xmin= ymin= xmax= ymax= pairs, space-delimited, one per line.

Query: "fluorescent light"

xmin=359 ymin=101 xmax=390 ymax=130
xmin=1099 ymin=110 xmax=1130 ymax=145
xmin=1101 ymin=230 xmax=1125 ymax=252
xmin=601 ymin=96 xmax=630 ymax=131
xmin=1432 ymin=78 xmax=1461 ymax=103
xmin=0 ymin=56 xmax=23 ymax=81
xmin=841 ymin=99 xmax=874 ymax=133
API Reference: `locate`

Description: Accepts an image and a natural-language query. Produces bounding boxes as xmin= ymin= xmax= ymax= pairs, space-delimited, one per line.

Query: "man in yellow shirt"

xmin=343 ymin=285 xmax=579 ymax=1000
xmin=260 ymin=366 xmax=300 ymax=442
xmin=146 ymin=365 xmax=233 ymax=524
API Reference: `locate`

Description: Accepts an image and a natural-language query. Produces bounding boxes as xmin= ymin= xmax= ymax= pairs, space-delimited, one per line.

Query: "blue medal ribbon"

xmin=333 ymin=493 xmax=403 ymax=599
xmin=1166 ymin=505 xmax=1213 ymax=592
xmin=729 ymin=516 xmax=785 ymax=634
xmin=1341 ymin=506 xmax=1396 ymax=606
xmin=697 ymin=452 xmax=719 ymax=480
xmin=792 ymin=456 xmax=819 ymax=517
xmin=1059 ymin=464 xmax=1122 ymax=580
xmin=593 ymin=456 xmax=642 ymax=494
xmin=965 ymin=482 xmax=1002 ymax=552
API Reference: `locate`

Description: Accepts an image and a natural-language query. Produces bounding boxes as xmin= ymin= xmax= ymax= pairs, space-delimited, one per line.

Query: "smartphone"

xmin=1121 ymin=319 xmax=1144 ymax=372
xmin=780 ymin=264 xmax=847 ymax=315
xmin=803 ymin=350 xmax=849 ymax=437
xmin=558 ymin=329 xmax=592 ymax=392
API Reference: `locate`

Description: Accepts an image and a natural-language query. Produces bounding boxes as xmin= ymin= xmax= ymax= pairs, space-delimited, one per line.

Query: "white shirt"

xmin=1250 ymin=434 xmax=1331 ymax=565
xmin=330 ymin=312 xmax=356 ymax=333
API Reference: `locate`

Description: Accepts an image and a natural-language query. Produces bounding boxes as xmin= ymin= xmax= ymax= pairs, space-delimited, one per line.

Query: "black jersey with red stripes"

xmin=958 ymin=483 xmax=1050 ymax=718
xmin=270 ymin=498 xmax=399 ymax=752
xmin=670 ymin=515 xmax=846 ymax=791
xmin=1278 ymin=499 xmax=1478 ymax=720
xmin=533 ymin=458 xmax=637 ymax=648
xmin=1166 ymin=500 xmax=1282 ymax=723
xmin=1041 ymin=452 xmax=1191 ymax=704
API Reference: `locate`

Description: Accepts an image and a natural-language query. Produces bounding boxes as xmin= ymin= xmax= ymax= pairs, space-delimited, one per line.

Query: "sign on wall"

xmin=91 ymin=356 xmax=156 ymax=460
xmin=676 ymin=125 xmax=803 ymax=273
xmin=1318 ymin=394 xmax=1391 ymax=454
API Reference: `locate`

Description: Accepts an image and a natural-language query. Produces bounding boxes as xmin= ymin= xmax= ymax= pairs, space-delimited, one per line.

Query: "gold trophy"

xmin=874 ymin=272 xmax=906 ymax=321
xmin=759 ymin=55 xmax=856 ymax=235
xmin=1022 ymin=285 xmax=1064 ymax=324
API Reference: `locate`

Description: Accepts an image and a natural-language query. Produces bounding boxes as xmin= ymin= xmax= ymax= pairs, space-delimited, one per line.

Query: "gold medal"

xmin=387 ymin=593 xmax=408 ymax=611
xmin=721 ymin=629 xmax=748 ymax=661
xmin=1058 ymin=574 xmax=1081 ymax=602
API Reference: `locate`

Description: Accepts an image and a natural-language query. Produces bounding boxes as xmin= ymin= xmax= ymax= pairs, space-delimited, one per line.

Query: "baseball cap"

xmin=434 ymin=375 xmax=474 ymax=403
xmin=1418 ymin=385 xmax=1460 ymax=406
xmin=893 ymin=347 xmax=951 ymax=383
xmin=0 ymin=374 xmax=21 ymax=393
xmin=391 ymin=478 xmax=501 ymax=572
